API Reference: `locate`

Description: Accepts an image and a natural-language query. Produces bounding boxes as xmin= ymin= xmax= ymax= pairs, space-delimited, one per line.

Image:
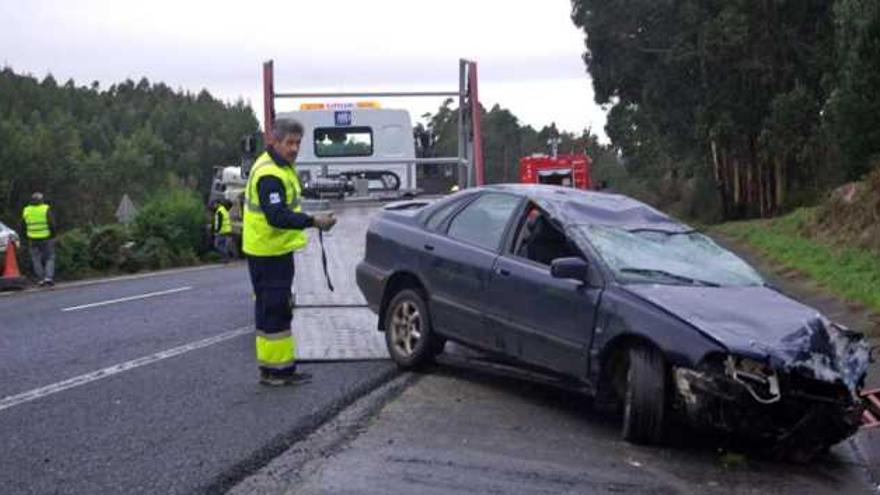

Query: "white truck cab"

xmin=278 ymin=102 xmax=418 ymax=197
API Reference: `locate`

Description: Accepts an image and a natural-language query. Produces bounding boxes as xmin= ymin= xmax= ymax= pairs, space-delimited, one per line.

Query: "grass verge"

xmin=711 ymin=208 xmax=880 ymax=313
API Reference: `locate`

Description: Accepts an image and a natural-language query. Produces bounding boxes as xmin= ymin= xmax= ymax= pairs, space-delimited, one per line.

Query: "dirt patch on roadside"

xmin=812 ymin=166 xmax=880 ymax=253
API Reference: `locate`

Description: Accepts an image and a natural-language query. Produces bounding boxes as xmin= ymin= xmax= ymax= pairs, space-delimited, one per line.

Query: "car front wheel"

xmin=621 ymin=345 xmax=667 ymax=444
xmin=384 ymin=289 xmax=439 ymax=369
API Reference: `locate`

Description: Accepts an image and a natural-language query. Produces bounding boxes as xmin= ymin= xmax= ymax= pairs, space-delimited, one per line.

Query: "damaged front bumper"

xmin=673 ymin=360 xmax=864 ymax=450
xmin=671 ymin=319 xmax=870 ymax=453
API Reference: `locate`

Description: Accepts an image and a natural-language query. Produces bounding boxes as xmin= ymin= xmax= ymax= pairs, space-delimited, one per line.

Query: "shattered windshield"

xmin=574 ymin=225 xmax=764 ymax=287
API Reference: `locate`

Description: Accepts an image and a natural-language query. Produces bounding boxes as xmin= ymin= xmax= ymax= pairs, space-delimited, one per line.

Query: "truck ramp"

xmin=292 ymin=202 xmax=389 ymax=361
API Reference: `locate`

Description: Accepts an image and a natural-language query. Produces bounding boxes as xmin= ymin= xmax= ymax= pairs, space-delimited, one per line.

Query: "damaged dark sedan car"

xmin=356 ymin=184 xmax=870 ymax=457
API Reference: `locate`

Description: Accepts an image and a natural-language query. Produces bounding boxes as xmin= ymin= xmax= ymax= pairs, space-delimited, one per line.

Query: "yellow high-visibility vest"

xmin=22 ymin=204 xmax=51 ymax=240
xmin=216 ymin=204 xmax=232 ymax=235
xmin=242 ymin=152 xmax=308 ymax=256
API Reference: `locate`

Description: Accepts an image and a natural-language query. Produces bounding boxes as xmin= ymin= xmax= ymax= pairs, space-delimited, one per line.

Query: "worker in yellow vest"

xmin=213 ymin=199 xmax=233 ymax=263
xmin=20 ymin=192 xmax=56 ymax=287
xmin=243 ymin=119 xmax=337 ymax=386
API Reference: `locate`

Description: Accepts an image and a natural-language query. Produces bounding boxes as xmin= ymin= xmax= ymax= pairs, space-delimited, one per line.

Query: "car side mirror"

xmin=551 ymin=257 xmax=589 ymax=282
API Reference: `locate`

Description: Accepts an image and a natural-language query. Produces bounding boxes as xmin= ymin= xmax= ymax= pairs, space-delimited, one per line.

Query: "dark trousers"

xmin=29 ymin=238 xmax=55 ymax=281
xmin=247 ymin=253 xmax=296 ymax=375
xmin=214 ymin=234 xmax=231 ymax=262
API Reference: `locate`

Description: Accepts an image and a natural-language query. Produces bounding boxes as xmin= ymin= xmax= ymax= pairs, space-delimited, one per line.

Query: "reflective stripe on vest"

xmin=242 ymin=152 xmax=308 ymax=256
xmin=217 ymin=205 xmax=232 ymax=235
xmin=255 ymin=331 xmax=296 ymax=369
xmin=22 ymin=204 xmax=50 ymax=240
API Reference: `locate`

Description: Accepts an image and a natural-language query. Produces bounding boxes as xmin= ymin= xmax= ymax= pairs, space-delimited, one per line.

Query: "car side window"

xmin=447 ymin=193 xmax=520 ymax=251
xmin=425 ymin=198 xmax=466 ymax=232
xmin=512 ymin=205 xmax=580 ymax=266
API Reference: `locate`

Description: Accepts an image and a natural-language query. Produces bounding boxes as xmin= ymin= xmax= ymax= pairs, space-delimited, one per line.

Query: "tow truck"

xmin=208 ymin=59 xmax=486 ymax=254
xmin=259 ymin=59 xmax=485 ymax=193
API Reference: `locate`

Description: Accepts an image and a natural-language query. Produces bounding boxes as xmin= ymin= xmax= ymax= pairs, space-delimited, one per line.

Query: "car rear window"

xmin=424 ymin=198 xmax=467 ymax=231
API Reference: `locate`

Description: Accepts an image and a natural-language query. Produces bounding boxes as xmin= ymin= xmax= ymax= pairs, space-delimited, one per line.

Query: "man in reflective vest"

xmin=21 ymin=192 xmax=56 ymax=287
xmin=243 ymin=119 xmax=337 ymax=386
xmin=213 ymin=199 xmax=233 ymax=263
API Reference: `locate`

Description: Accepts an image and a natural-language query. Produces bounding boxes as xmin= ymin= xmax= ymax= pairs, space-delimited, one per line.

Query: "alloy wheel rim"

xmin=390 ymin=300 xmax=422 ymax=356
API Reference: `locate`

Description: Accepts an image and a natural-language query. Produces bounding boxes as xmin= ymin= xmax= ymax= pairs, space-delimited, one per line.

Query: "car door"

xmin=421 ymin=192 xmax=522 ymax=350
xmin=485 ymin=208 xmax=602 ymax=378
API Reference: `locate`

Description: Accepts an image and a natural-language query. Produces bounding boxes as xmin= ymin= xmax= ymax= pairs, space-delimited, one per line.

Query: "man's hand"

xmin=312 ymin=213 xmax=337 ymax=231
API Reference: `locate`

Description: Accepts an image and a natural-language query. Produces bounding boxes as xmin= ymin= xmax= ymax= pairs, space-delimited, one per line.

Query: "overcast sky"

xmin=0 ymin=0 xmax=608 ymax=141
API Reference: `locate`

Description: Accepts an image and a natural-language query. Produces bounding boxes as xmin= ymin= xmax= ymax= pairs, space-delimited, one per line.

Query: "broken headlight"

xmin=725 ymin=356 xmax=781 ymax=404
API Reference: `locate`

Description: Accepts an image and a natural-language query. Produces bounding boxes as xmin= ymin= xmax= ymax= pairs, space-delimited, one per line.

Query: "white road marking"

xmin=0 ymin=264 xmax=232 ymax=298
xmin=61 ymin=286 xmax=193 ymax=312
xmin=0 ymin=326 xmax=252 ymax=412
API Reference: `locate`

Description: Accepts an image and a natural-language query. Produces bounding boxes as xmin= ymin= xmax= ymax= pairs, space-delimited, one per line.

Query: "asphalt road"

xmin=0 ymin=202 xmax=396 ymax=495
xmin=235 ymin=353 xmax=876 ymax=495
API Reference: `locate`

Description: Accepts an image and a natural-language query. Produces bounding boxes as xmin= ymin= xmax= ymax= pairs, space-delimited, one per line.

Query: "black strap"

xmin=319 ymin=229 xmax=334 ymax=292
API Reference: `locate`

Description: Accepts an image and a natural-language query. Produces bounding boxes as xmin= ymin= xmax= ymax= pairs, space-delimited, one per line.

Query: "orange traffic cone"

xmin=1 ymin=242 xmax=26 ymax=290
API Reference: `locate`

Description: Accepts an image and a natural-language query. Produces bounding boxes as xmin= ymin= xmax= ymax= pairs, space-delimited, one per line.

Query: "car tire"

xmin=621 ymin=345 xmax=667 ymax=444
xmin=384 ymin=289 xmax=439 ymax=370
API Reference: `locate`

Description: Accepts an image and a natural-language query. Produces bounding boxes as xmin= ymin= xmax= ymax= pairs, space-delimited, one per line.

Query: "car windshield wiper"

xmin=619 ymin=267 xmax=720 ymax=287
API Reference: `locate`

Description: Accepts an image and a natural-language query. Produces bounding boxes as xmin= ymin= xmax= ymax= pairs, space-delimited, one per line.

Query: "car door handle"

xmin=424 ymin=244 xmax=435 ymax=252
xmin=497 ymin=268 xmax=510 ymax=276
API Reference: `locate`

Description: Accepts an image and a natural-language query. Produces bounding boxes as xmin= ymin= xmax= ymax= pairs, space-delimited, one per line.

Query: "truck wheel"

xmin=621 ymin=345 xmax=667 ymax=444
xmin=384 ymin=289 xmax=438 ymax=370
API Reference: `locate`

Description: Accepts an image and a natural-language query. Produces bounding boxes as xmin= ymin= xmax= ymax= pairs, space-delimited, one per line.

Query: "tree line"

xmin=0 ymin=68 xmax=259 ymax=232
xmin=570 ymin=0 xmax=880 ymax=221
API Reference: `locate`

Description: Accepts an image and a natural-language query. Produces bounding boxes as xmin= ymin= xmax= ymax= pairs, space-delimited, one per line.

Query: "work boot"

xmin=259 ymin=369 xmax=312 ymax=386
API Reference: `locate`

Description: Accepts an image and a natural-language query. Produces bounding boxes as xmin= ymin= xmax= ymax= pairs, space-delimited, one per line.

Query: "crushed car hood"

xmin=626 ymin=284 xmax=870 ymax=392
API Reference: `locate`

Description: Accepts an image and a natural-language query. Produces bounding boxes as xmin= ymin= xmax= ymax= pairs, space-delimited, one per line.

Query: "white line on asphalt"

xmin=61 ymin=286 xmax=193 ymax=312
xmin=0 ymin=326 xmax=252 ymax=413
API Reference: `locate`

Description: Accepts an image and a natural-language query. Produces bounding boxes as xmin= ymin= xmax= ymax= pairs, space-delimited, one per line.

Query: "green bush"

xmin=118 ymin=243 xmax=142 ymax=273
xmin=202 ymin=251 xmax=222 ymax=263
xmin=133 ymin=188 xmax=205 ymax=261
xmin=174 ymin=247 xmax=200 ymax=267
xmin=88 ymin=224 xmax=131 ymax=270
xmin=55 ymin=228 xmax=93 ymax=279
xmin=134 ymin=236 xmax=175 ymax=270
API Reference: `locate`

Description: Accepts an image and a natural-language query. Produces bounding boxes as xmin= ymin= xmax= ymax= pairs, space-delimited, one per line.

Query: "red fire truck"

xmin=519 ymin=153 xmax=592 ymax=189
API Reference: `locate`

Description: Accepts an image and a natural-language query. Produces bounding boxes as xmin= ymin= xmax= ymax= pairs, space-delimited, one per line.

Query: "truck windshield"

xmin=574 ymin=225 xmax=764 ymax=287
xmin=314 ymin=127 xmax=373 ymax=157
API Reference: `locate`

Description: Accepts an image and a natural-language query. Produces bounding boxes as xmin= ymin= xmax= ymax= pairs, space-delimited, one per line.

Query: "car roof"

xmin=484 ymin=184 xmax=692 ymax=233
